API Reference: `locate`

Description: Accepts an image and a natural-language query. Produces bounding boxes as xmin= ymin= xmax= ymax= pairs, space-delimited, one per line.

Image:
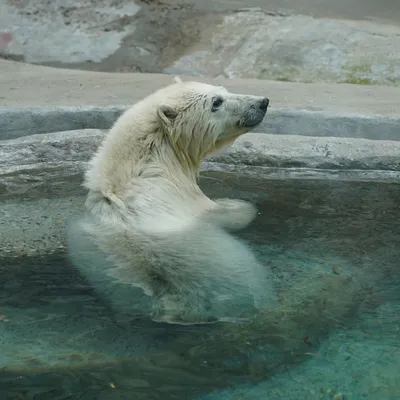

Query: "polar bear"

xmin=68 ymin=78 xmax=276 ymax=325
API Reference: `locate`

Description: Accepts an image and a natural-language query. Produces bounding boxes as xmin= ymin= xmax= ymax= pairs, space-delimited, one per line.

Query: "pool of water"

xmin=0 ymin=170 xmax=399 ymax=400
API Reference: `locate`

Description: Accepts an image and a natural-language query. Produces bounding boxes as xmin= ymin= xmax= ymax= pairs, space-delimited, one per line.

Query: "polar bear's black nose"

xmin=259 ymin=97 xmax=269 ymax=111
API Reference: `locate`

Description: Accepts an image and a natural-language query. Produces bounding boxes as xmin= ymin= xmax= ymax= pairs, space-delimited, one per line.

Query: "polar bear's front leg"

xmin=203 ymin=198 xmax=258 ymax=231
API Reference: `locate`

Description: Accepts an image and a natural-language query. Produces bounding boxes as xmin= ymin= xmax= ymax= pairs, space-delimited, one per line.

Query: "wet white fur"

xmin=69 ymin=80 xmax=276 ymax=324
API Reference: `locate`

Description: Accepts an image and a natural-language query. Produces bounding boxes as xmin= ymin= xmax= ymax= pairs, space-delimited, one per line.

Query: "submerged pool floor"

xmin=0 ymin=174 xmax=399 ymax=400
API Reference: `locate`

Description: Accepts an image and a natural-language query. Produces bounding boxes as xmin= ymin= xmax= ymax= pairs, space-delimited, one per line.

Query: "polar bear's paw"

xmin=204 ymin=198 xmax=258 ymax=231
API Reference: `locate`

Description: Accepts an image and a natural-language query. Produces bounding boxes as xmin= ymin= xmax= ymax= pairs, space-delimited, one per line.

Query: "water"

xmin=0 ymin=171 xmax=399 ymax=399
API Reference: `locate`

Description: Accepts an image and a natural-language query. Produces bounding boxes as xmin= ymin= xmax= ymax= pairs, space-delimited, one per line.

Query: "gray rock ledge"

xmin=1 ymin=129 xmax=400 ymax=185
xmin=1 ymin=129 xmax=400 ymax=258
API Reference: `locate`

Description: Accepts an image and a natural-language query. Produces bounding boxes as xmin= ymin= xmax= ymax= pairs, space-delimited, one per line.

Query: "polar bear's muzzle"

xmin=238 ymin=97 xmax=269 ymax=129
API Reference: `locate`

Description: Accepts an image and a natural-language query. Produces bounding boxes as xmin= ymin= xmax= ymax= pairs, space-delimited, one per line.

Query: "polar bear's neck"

xmin=84 ymin=107 xmax=201 ymax=202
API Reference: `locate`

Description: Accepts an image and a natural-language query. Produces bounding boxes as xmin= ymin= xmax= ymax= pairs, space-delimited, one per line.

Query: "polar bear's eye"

xmin=211 ymin=97 xmax=224 ymax=112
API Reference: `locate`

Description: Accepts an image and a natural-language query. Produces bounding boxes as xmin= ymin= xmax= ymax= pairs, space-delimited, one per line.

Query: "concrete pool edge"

xmin=1 ymin=129 xmax=400 ymax=259
xmin=1 ymin=106 xmax=400 ymax=141
xmin=1 ymin=129 xmax=400 ymax=180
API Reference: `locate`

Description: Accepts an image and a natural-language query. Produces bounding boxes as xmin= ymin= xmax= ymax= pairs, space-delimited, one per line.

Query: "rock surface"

xmin=1 ymin=1 xmax=400 ymax=84
xmin=165 ymin=10 xmax=400 ymax=85
xmin=217 ymin=132 xmax=400 ymax=171
xmin=2 ymin=129 xmax=400 ymax=200
xmin=0 ymin=0 xmax=213 ymax=73
xmin=0 ymin=0 xmax=141 ymax=64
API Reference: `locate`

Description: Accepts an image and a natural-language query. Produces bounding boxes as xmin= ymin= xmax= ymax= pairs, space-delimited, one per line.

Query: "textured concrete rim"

xmin=2 ymin=129 xmax=400 ymax=179
xmin=1 ymin=128 xmax=400 ymax=259
xmin=1 ymin=107 xmax=400 ymax=141
xmin=203 ymin=163 xmax=400 ymax=183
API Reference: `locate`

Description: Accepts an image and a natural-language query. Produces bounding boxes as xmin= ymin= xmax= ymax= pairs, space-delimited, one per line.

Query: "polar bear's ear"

xmin=173 ymin=76 xmax=182 ymax=84
xmin=157 ymin=104 xmax=179 ymax=126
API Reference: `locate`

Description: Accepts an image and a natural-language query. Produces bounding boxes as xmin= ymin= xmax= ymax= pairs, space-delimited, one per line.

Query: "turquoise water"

xmin=0 ymin=173 xmax=399 ymax=399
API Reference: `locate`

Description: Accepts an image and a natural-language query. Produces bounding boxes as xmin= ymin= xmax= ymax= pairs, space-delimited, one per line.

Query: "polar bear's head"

xmin=141 ymin=79 xmax=269 ymax=166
